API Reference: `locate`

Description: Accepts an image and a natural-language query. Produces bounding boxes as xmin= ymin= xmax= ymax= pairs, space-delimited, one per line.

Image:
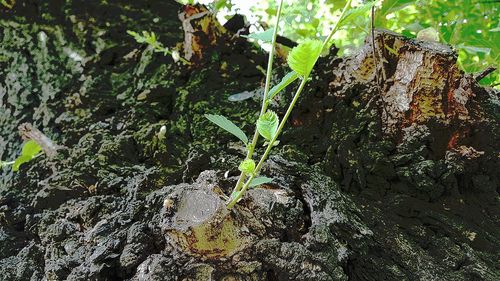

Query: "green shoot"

xmin=204 ymin=114 xmax=249 ymax=145
xmin=238 ymin=159 xmax=256 ymax=174
xmin=205 ymin=0 xmax=354 ymax=208
xmin=226 ymin=0 xmax=287 ymax=198
xmin=1 ymin=140 xmax=43 ymax=172
xmin=256 ymin=111 xmax=279 ymax=141
xmin=127 ymin=30 xmax=190 ymax=65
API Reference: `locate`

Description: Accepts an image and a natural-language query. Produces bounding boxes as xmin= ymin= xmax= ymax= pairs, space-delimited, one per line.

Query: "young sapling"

xmin=205 ymin=0 xmax=357 ymax=208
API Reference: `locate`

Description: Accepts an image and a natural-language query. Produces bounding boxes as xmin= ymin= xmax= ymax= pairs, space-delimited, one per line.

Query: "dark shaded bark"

xmin=0 ymin=1 xmax=498 ymax=280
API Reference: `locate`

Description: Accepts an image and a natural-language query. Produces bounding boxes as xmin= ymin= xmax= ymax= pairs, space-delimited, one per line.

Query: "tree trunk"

xmin=0 ymin=1 xmax=498 ymax=281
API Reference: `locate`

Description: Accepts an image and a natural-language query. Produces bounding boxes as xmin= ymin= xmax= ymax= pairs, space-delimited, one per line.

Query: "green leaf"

xmin=257 ymin=111 xmax=279 ymax=141
xmin=242 ymin=28 xmax=274 ymax=42
xmin=215 ymin=0 xmax=230 ymax=10
xmin=249 ymin=177 xmax=273 ymax=188
xmin=287 ymin=39 xmax=323 ymax=76
xmin=144 ymin=31 xmax=156 ymax=45
xmin=126 ymin=30 xmax=138 ymax=37
xmin=127 ymin=30 xmax=157 ymax=45
xmin=456 ymin=44 xmax=491 ymax=54
xmin=205 ymin=114 xmax=248 ymax=144
xmin=12 ymin=155 xmax=33 ymax=172
xmin=238 ymin=159 xmax=256 ymax=174
xmin=379 ymin=0 xmax=414 ymax=16
xmin=338 ymin=2 xmax=375 ymax=27
xmin=21 ymin=140 xmax=42 ymax=157
xmin=268 ymin=71 xmax=299 ymax=100
xmin=12 ymin=140 xmax=42 ymax=172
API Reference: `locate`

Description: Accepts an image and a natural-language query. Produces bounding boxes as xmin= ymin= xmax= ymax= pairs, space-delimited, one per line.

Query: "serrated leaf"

xmin=257 ymin=111 xmax=279 ymax=141
xmin=205 ymin=114 xmax=248 ymax=144
xmin=21 ymin=140 xmax=42 ymax=157
xmin=242 ymin=28 xmax=274 ymax=42
xmin=287 ymin=39 xmax=323 ymax=76
xmin=238 ymin=159 xmax=256 ymax=174
xmin=268 ymin=71 xmax=299 ymax=100
xmin=249 ymin=177 xmax=273 ymax=188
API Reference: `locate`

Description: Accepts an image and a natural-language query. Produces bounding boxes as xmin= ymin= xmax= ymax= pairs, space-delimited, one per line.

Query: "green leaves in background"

xmin=257 ymin=111 xmax=279 ymax=141
xmin=338 ymin=1 xmax=374 ymax=27
xmin=268 ymin=71 xmax=299 ymax=100
xmin=378 ymin=0 xmax=414 ymax=17
xmin=205 ymin=114 xmax=248 ymax=144
xmin=249 ymin=0 xmax=498 ymax=88
xmin=13 ymin=140 xmax=42 ymax=172
xmin=287 ymin=39 xmax=323 ymax=76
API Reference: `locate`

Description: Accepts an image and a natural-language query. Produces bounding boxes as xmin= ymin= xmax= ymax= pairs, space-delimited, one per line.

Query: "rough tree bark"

xmin=0 ymin=1 xmax=498 ymax=281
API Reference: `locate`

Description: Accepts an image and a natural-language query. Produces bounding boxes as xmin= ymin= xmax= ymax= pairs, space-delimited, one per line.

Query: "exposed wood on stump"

xmin=330 ymin=29 xmax=492 ymax=157
xmin=18 ymin=123 xmax=59 ymax=158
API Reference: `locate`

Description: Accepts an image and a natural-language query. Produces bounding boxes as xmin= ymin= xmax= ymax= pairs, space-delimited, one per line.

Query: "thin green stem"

xmin=255 ymin=78 xmax=307 ymax=172
xmin=176 ymin=54 xmax=191 ymax=65
xmin=1 ymin=160 xmax=15 ymax=166
xmin=231 ymin=0 xmax=285 ymax=195
xmin=227 ymin=0 xmax=353 ymax=208
xmin=227 ymin=78 xmax=308 ymax=208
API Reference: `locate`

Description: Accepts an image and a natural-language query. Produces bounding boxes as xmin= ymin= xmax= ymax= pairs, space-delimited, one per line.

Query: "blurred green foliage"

xmin=179 ymin=0 xmax=499 ymax=88
xmin=252 ymin=0 xmax=499 ymax=87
